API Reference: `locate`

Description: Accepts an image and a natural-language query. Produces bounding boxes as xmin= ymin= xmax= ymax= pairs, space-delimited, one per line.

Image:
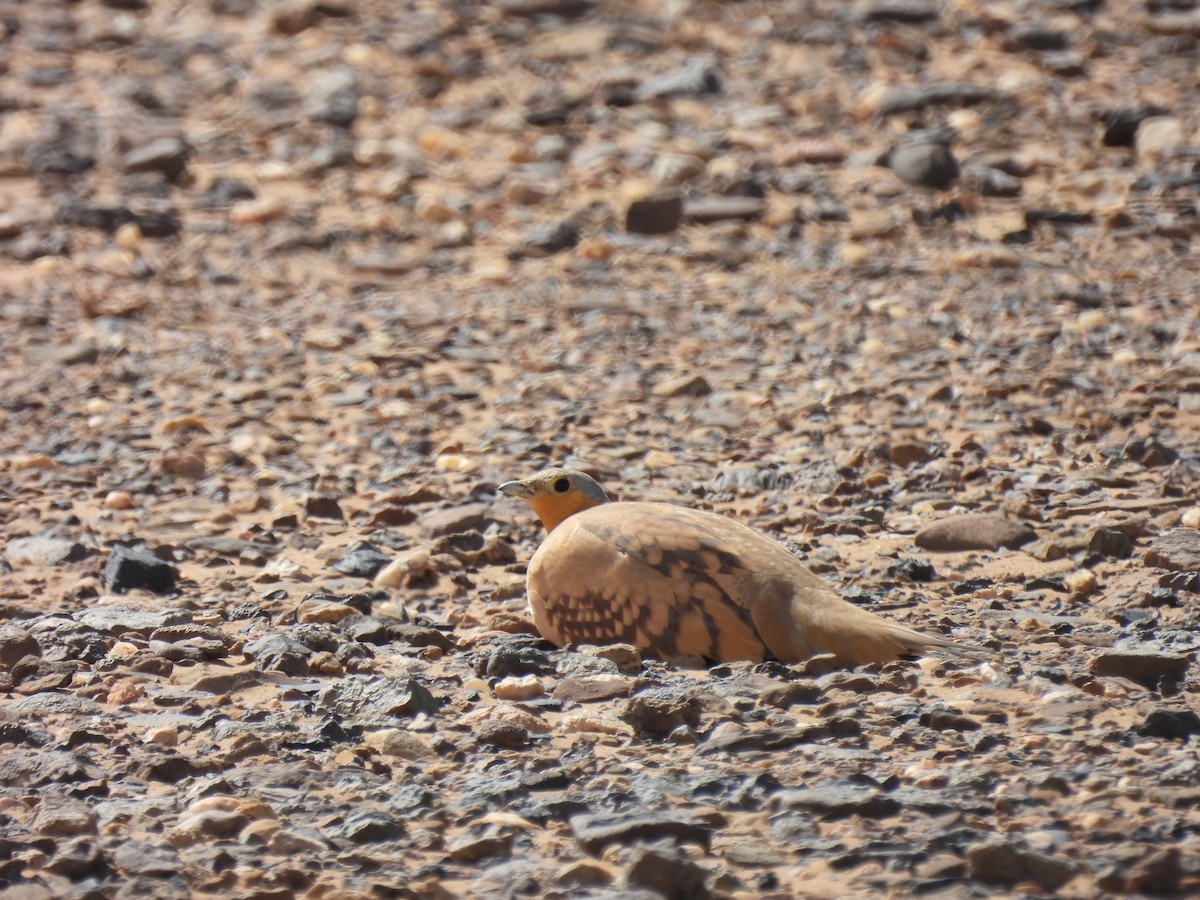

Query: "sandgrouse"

xmin=499 ymin=468 xmax=970 ymax=667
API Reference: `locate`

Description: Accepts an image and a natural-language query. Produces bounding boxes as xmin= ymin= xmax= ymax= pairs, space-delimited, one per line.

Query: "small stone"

xmin=77 ymin=606 xmax=190 ymax=636
xmin=683 ymin=195 xmax=765 ymax=224
xmin=758 ymin=681 xmax=823 ymax=709
xmin=1139 ymin=708 xmax=1200 ymax=741
xmin=1063 ymin=569 xmax=1098 ymax=596
xmin=571 ymin=811 xmax=716 ymax=854
xmin=374 ymin=547 xmax=435 ymax=588
xmin=296 ymin=598 xmax=360 ymax=624
xmin=772 ymin=783 xmax=899 ymax=820
xmin=423 ymin=502 xmax=494 ymax=537
xmin=1135 ymin=116 xmax=1184 ymax=164
xmin=12 ymin=454 xmax=60 ymax=472
xmin=889 ymin=442 xmax=934 ymax=467
xmin=625 ymin=189 xmax=684 ymax=235
xmin=554 ymin=675 xmax=634 ymax=704
xmin=476 ymin=718 xmax=530 ymax=749
xmin=1003 ymin=23 xmax=1069 ymax=52
xmin=5 ymin=535 xmax=89 ymax=566
xmin=494 ymin=674 xmax=546 ymax=700
xmin=622 ymin=687 xmax=701 ymax=738
xmin=1144 ymin=530 xmax=1200 ymax=572
xmin=915 ymin=514 xmax=1036 ymax=552
xmin=966 ymin=839 xmax=1079 ymax=891
xmin=1089 ymin=651 xmax=1188 ymax=686
xmin=32 ymin=796 xmax=99 ymax=837
xmin=304 ymin=495 xmax=344 ymax=521
xmin=104 ymin=490 xmax=135 ymax=511
xmin=653 ymin=374 xmax=712 ymax=398
xmin=103 ymin=544 xmax=179 ymax=594
xmin=121 ymin=137 xmax=189 ymax=181
xmin=512 ymin=220 xmax=579 ymax=258
xmin=143 ymin=727 xmax=179 ymax=747
xmin=0 ymin=625 xmax=40 ymax=670
xmin=158 ymin=450 xmax=206 ymax=479
xmin=366 ymin=728 xmax=436 ymax=760
xmin=884 ymin=141 xmax=960 ymax=189
xmin=1125 ymin=847 xmax=1184 ymax=895
xmin=624 ymin=842 xmax=712 ymax=899
xmin=166 ymin=810 xmax=250 ymax=848
xmin=634 ymin=62 xmax=721 ymax=102
xmin=1088 ymin=528 xmax=1133 ymax=559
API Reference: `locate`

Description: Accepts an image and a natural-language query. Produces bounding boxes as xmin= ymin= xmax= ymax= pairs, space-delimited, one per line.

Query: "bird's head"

xmin=498 ymin=468 xmax=610 ymax=533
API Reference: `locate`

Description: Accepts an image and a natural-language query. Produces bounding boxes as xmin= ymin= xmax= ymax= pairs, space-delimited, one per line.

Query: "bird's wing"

xmin=527 ymin=503 xmax=770 ymax=662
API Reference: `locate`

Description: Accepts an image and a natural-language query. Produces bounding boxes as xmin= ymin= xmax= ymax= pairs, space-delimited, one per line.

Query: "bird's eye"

xmin=552 ymin=477 xmax=571 ymax=493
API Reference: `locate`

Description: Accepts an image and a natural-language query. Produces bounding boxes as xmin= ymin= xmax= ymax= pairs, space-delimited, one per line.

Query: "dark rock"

xmin=431 ymin=531 xmax=517 ymax=565
xmin=634 ymin=62 xmax=722 ymax=102
xmin=924 ymin=709 xmax=981 ymax=731
xmin=1102 ymin=107 xmax=1170 ymax=147
xmin=884 ymin=141 xmax=960 ymax=190
xmin=1089 ymin=651 xmax=1188 ymax=686
xmin=5 ymin=535 xmax=90 ymax=566
xmin=624 ymin=841 xmax=713 ymax=899
xmin=512 ymin=220 xmax=579 ymax=258
xmin=1089 ymin=528 xmax=1133 ymax=558
xmin=967 ymin=839 xmax=1079 ymax=891
xmin=1004 ymin=23 xmax=1070 ymax=52
xmin=771 ymin=783 xmax=900 ymax=820
xmin=626 ymin=189 xmax=684 ymax=235
xmin=43 ymin=836 xmax=107 ymax=878
xmin=861 ymin=1 xmax=940 ymax=23
xmin=1144 ymin=530 xmax=1200 ymax=572
xmin=571 ymin=811 xmax=717 ymax=854
xmin=121 ymin=137 xmax=189 ymax=181
xmin=971 ymin=165 xmax=1022 ymax=197
xmin=683 ymin=195 xmax=765 ymax=224
xmin=887 ymin=557 xmax=938 ymax=582
xmin=304 ymin=495 xmax=344 ymax=521
xmin=485 ymin=643 xmax=555 ymax=677
xmin=0 ymin=625 xmax=40 ymax=670
xmin=1139 ymin=707 xmax=1200 ymax=740
xmin=332 ymin=541 xmax=392 ymax=578
xmin=476 ymin=719 xmax=530 ymax=749
xmin=622 ymin=687 xmax=702 ymax=738
xmin=243 ymin=633 xmax=311 ymax=675
xmin=316 ymin=675 xmax=439 ymax=722
xmin=76 ymin=606 xmax=191 ymax=636
xmin=103 ymin=544 xmax=179 ymax=595
xmin=914 ymin=514 xmax=1036 ymax=552
xmin=328 ymin=812 xmax=405 ymax=843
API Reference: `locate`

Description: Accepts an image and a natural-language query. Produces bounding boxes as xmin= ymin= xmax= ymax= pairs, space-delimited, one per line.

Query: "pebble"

xmin=104 ymin=490 xmax=135 ymax=511
xmin=0 ymin=625 xmax=40 ymax=669
xmin=884 ymin=141 xmax=960 ymax=189
xmin=365 ymin=728 xmax=436 ymax=760
xmin=1063 ymin=569 xmax=1098 ymax=595
xmin=494 ymin=674 xmax=546 ymax=700
xmin=571 ymin=811 xmax=716 ymax=854
xmin=625 ymin=188 xmax=684 ymax=235
xmin=1135 ymin=116 xmax=1184 ymax=164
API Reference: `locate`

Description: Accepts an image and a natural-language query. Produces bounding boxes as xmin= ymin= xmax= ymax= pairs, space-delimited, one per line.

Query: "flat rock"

xmin=76 ymin=606 xmax=191 ymax=636
xmin=771 ymin=783 xmax=900 ymax=820
xmin=1090 ymin=651 xmax=1189 ymax=686
xmin=1143 ymin=530 xmax=1200 ymax=572
xmin=967 ymin=839 xmax=1079 ymax=891
xmin=423 ymin=502 xmax=495 ymax=536
xmin=5 ymin=536 xmax=90 ymax=566
xmin=0 ymin=625 xmax=40 ymax=669
xmin=915 ymin=514 xmax=1036 ymax=552
xmin=571 ymin=811 xmax=718 ymax=854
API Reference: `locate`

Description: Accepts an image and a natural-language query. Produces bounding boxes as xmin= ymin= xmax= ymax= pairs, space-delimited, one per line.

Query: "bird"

xmin=498 ymin=468 xmax=975 ymax=667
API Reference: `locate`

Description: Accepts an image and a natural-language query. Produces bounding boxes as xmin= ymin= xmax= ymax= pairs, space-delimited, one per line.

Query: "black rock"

xmin=626 ymin=190 xmax=684 ymax=235
xmin=1139 ymin=707 xmax=1200 ymax=740
xmin=1089 ymin=650 xmax=1189 ymax=686
xmin=884 ymin=141 xmax=960 ymax=190
xmin=967 ymin=839 xmax=1079 ymax=891
xmin=332 ymin=542 xmax=392 ymax=578
xmin=512 ymin=220 xmax=579 ymax=258
xmin=622 ymin=686 xmax=702 ymax=739
xmin=485 ymin=643 xmax=555 ymax=677
xmin=103 ymin=544 xmax=178 ymax=595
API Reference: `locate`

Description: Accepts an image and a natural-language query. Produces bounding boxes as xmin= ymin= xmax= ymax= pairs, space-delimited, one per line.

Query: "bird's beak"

xmin=498 ymin=479 xmax=533 ymax=498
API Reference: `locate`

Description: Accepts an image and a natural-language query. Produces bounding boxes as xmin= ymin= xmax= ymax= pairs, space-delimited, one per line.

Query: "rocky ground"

xmin=2 ymin=0 xmax=1200 ymax=897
